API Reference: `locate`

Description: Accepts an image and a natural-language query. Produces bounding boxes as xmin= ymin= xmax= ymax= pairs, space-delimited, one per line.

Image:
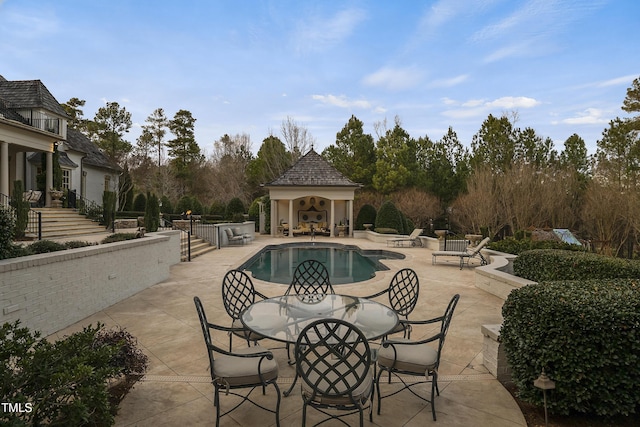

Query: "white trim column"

xmin=271 ymin=198 xmax=277 ymax=236
xmin=288 ymin=199 xmax=294 ymax=238
xmin=330 ymin=199 xmax=335 ymax=237
xmin=0 ymin=142 xmax=8 ymax=197
xmin=348 ymin=200 xmax=354 ymax=237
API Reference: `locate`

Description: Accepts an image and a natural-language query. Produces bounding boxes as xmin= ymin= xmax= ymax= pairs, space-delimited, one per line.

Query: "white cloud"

xmin=293 ymin=8 xmax=366 ymax=53
xmin=362 ymin=66 xmax=423 ymax=91
xmin=597 ymin=75 xmax=638 ymax=87
xmin=441 ymin=97 xmax=458 ymax=105
xmin=428 ymin=74 xmax=469 ymax=88
xmin=561 ymin=108 xmax=609 ymax=125
xmin=312 ymin=94 xmax=372 ymax=109
xmin=486 ymin=96 xmax=540 ymax=109
xmin=462 ymin=99 xmax=485 ymax=108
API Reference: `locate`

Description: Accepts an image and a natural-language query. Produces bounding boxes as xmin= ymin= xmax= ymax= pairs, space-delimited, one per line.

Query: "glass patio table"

xmin=241 ymin=293 xmax=398 ymax=396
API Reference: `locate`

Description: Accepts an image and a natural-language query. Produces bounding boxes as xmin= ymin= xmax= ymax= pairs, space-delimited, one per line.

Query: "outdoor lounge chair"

xmin=387 ymin=228 xmax=423 ymax=247
xmin=225 ymin=228 xmax=248 ymax=245
xmin=431 ymin=236 xmax=490 ymax=269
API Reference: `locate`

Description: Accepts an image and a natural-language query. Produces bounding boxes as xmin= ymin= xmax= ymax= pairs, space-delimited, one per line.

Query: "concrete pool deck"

xmin=51 ymin=234 xmax=526 ymax=426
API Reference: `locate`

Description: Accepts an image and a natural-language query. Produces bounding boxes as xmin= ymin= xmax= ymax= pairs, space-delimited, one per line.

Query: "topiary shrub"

xmin=375 ymin=200 xmax=403 ymax=234
xmin=103 ymin=191 xmax=116 ymax=228
xmin=355 ymin=204 xmax=377 ymax=230
xmin=11 ymin=181 xmax=30 ymax=238
xmin=175 ymin=195 xmax=193 ymax=215
xmin=63 ymin=241 xmax=94 ymax=249
xmin=159 ymin=195 xmax=173 ymax=214
xmin=132 ymin=193 xmax=147 ymax=212
xmin=144 ymin=192 xmax=160 ymax=232
xmin=514 ymin=249 xmax=640 ymax=282
xmin=225 ymin=197 xmax=245 ymax=221
xmin=501 ymin=279 xmax=640 ymax=416
xmin=209 ymin=200 xmax=226 ymax=217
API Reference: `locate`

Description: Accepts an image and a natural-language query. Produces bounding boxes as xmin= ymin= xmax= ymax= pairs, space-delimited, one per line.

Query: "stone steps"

xmin=29 ymin=208 xmax=108 ymax=239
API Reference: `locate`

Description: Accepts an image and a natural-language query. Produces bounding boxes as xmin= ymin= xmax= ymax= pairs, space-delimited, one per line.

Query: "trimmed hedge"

xmin=514 ymin=249 xmax=640 ymax=282
xmin=489 ymin=237 xmax=583 ymax=255
xmin=501 ymin=280 xmax=640 ymax=416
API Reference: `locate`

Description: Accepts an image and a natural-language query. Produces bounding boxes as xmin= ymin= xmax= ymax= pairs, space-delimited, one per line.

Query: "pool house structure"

xmin=264 ymin=149 xmax=361 ymax=238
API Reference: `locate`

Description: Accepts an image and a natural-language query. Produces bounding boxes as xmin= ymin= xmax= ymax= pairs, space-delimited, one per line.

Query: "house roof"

xmin=64 ymin=129 xmax=122 ymax=172
xmin=265 ymin=149 xmax=360 ymax=187
xmin=0 ymin=76 xmax=68 ymax=117
xmin=27 ymin=151 xmax=78 ymax=168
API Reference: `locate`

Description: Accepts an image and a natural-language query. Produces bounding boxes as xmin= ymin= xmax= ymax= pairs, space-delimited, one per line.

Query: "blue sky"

xmin=1 ymin=0 xmax=638 ymax=155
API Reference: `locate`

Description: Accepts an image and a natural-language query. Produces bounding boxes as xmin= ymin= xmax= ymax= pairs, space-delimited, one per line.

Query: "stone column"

xmin=288 ymin=199 xmax=294 ymax=238
xmin=348 ymin=199 xmax=354 ymax=237
xmin=330 ymin=199 xmax=335 ymax=237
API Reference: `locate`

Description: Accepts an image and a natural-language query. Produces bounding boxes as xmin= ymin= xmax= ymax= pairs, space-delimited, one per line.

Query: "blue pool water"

xmin=238 ymin=242 xmax=405 ymax=285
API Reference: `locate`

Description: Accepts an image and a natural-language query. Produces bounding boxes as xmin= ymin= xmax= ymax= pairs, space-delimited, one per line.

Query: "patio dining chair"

xmin=375 ymin=293 xmax=460 ymax=421
xmin=295 ymin=318 xmax=373 ymax=427
xmin=364 ymin=268 xmax=419 ymax=340
xmin=221 ymin=269 xmax=268 ymax=350
xmin=193 ymin=296 xmax=281 ymax=427
xmin=285 ymin=259 xmax=335 ymax=296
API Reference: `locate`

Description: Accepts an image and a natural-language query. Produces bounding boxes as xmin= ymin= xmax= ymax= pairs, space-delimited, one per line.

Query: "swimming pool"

xmin=238 ymin=242 xmax=405 ymax=285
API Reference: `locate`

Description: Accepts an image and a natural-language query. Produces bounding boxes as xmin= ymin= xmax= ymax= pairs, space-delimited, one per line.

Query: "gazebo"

xmin=264 ymin=149 xmax=361 ymax=238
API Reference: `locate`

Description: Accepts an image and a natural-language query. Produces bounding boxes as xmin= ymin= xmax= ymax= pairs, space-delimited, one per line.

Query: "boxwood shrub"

xmin=514 ymin=249 xmax=640 ymax=282
xmin=501 ymin=279 xmax=640 ymax=416
xmin=488 ymin=237 xmax=583 ymax=255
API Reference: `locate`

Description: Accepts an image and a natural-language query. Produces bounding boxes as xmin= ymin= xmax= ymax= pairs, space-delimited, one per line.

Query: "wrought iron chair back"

xmin=295 ymin=318 xmax=373 ymax=426
xmin=387 ymin=268 xmax=419 ymax=318
xmin=221 ymin=269 xmax=267 ymax=349
xmin=286 ymin=259 xmax=334 ymax=296
xmin=222 ymin=269 xmax=259 ymax=319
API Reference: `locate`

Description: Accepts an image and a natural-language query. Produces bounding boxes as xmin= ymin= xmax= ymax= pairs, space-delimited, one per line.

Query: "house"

xmin=0 ymin=75 xmax=119 ymax=207
xmin=264 ymin=148 xmax=361 ymax=237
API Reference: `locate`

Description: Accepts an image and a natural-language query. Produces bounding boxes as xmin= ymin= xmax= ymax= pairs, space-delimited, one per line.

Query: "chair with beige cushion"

xmin=375 ymin=294 xmax=460 ymax=421
xmin=194 ymin=296 xmax=281 ymax=427
xmin=296 ymin=318 xmax=373 ymax=427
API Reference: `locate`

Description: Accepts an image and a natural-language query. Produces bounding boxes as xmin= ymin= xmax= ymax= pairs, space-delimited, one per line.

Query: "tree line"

xmin=63 ymin=76 xmax=640 ymax=256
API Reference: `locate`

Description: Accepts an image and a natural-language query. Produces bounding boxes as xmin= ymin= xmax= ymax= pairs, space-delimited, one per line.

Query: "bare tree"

xmin=280 ymin=116 xmax=315 ymax=161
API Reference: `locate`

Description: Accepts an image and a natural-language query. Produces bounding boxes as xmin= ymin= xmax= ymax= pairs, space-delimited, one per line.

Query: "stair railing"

xmin=159 ymin=217 xmax=191 ymax=262
xmin=187 ymin=215 xmax=216 ymax=246
xmin=2 ymin=192 xmax=42 ymax=240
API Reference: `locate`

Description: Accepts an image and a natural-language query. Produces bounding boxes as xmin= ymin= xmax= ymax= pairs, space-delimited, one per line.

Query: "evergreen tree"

xmin=167 ymin=109 xmax=203 ymax=196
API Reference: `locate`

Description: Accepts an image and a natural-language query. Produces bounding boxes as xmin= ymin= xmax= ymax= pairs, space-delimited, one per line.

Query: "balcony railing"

xmin=25 ymin=117 xmax=62 ymax=135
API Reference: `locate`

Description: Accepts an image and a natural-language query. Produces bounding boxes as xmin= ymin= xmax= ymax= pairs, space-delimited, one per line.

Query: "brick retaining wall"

xmin=0 ymin=231 xmax=181 ymax=336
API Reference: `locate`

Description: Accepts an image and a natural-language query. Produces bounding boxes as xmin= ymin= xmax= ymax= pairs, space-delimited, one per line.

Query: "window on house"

xmin=104 ymin=175 xmax=111 ymax=192
xmin=62 ymin=169 xmax=71 ymax=190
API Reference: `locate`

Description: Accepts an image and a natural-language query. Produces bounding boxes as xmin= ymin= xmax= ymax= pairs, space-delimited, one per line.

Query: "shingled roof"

xmin=266 ymin=149 xmax=360 ymax=187
xmin=64 ymin=129 xmax=122 ymax=172
xmin=0 ymin=77 xmax=69 ymax=117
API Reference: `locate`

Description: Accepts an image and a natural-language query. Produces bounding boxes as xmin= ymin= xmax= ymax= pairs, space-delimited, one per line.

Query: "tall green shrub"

xmin=160 ymin=195 xmax=173 ymax=214
xmin=501 ymin=280 xmax=640 ymax=416
xmin=355 ymin=204 xmax=377 ymax=230
xmin=225 ymin=197 xmax=245 ymax=221
xmin=0 ymin=207 xmax=19 ymax=260
xmin=102 ymin=191 xmax=116 ymax=228
xmin=144 ymin=192 xmax=160 ymax=232
xmin=209 ymin=200 xmax=226 ymax=217
xmin=11 ymin=181 xmax=29 ymax=238
xmin=375 ymin=200 xmax=403 ymax=233
xmin=133 ymin=193 xmax=146 ymax=212
xmin=176 ymin=195 xmax=192 ymax=215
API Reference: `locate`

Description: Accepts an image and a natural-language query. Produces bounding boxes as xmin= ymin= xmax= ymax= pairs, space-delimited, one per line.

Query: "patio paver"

xmin=51 ymin=234 xmax=526 ymax=427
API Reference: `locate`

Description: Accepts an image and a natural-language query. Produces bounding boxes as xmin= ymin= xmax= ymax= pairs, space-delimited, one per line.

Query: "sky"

xmin=1 ymin=0 xmax=638 ymax=156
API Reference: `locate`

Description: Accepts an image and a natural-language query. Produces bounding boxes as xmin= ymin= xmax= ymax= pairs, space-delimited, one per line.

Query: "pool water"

xmin=239 ymin=243 xmax=404 ymax=285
